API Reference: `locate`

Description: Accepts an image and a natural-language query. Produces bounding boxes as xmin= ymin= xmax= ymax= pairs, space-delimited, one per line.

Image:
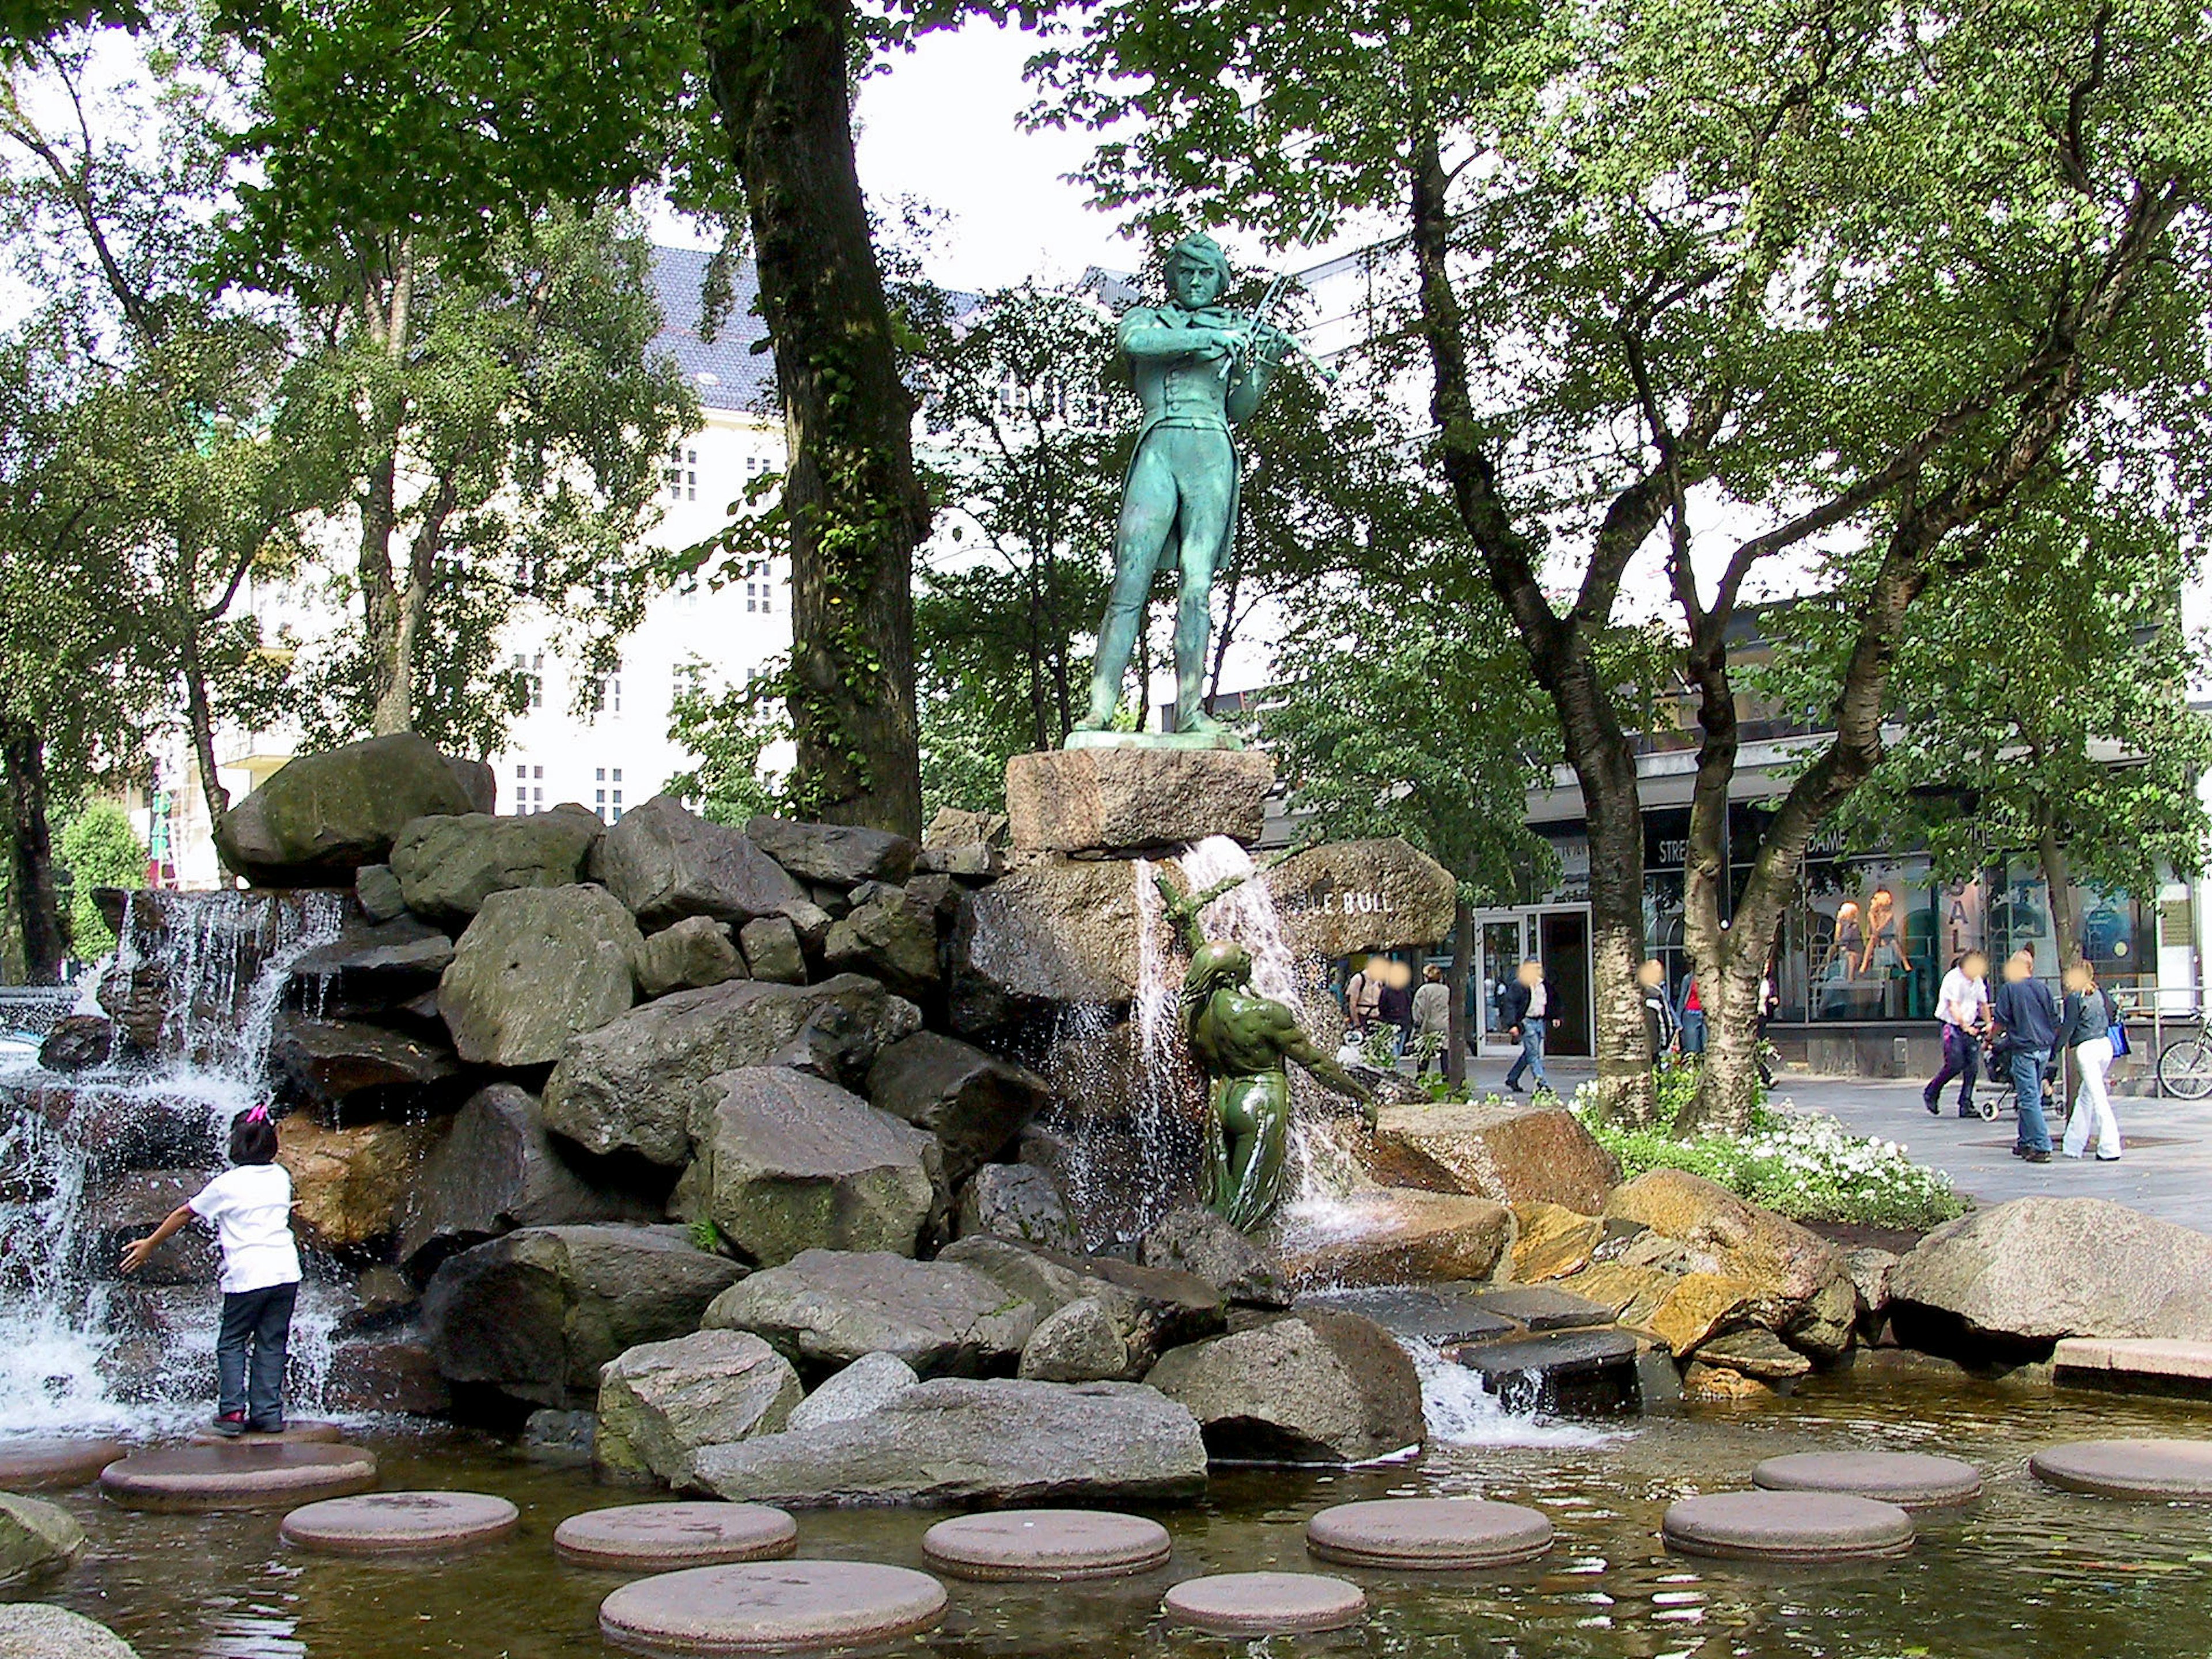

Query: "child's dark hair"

xmin=229 ymin=1109 xmax=279 ymax=1165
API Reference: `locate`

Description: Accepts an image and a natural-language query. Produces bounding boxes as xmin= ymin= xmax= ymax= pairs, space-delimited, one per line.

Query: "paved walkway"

xmin=1470 ymin=1058 xmax=2212 ymax=1236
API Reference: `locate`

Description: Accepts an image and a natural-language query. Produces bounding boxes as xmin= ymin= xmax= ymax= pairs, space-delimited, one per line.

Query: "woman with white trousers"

xmin=2054 ymin=960 xmax=2122 ymax=1163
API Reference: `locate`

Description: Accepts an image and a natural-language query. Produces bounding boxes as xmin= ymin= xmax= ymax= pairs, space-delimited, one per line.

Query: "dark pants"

xmin=1925 ymin=1022 xmax=1980 ymax=1110
xmin=217 ymin=1280 xmax=297 ymax=1429
xmin=1680 ymin=1009 xmax=1707 ymax=1054
xmin=2006 ymin=1050 xmax=2052 ymax=1154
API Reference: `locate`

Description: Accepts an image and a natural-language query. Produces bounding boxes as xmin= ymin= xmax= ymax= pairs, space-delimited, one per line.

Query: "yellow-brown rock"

xmin=1603 ymin=1169 xmax=1857 ymax=1358
xmin=1366 ymin=1101 xmax=1620 ymax=1214
xmin=1554 ymin=1262 xmax=1759 ymax=1355
xmin=279 ymin=1118 xmax=441 ymax=1252
xmin=1681 ymin=1361 xmax=1777 ymax=1402
xmin=1270 ymin=1190 xmax=1512 ymax=1289
xmin=1510 ymin=1202 xmax=1604 ymax=1283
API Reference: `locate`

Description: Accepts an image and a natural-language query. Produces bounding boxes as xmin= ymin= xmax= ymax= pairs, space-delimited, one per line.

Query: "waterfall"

xmin=1403 ymin=1339 xmax=1618 ymax=1448
xmin=0 ymin=889 xmax=350 ymax=1436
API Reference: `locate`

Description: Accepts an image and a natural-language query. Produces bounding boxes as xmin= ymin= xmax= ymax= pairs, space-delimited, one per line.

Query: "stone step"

xmin=1297 ymin=1282 xmax=1613 ymax=1346
xmin=2054 ymin=1337 xmax=2212 ymax=1397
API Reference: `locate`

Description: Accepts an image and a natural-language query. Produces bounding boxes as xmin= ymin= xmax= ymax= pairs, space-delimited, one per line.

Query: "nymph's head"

xmin=1163 ymin=234 xmax=1230 ymax=311
xmin=1185 ymin=940 xmax=1253 ymax=998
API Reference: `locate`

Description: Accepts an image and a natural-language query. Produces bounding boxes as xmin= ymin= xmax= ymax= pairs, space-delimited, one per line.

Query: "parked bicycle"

xmin=2107 ymin=993 xmax=2212 ymax=1101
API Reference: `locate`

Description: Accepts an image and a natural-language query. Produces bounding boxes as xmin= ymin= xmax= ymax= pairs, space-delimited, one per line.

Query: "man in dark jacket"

xmin=1987 ymin=950 xmax=2059 ymax=1161
xmin=1500 ymin=957 xmax=1560 ymax=1094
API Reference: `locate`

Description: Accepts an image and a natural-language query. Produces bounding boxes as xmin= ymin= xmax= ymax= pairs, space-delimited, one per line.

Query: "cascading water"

xmin=0 ymin=889 xmax=351 ymax=1436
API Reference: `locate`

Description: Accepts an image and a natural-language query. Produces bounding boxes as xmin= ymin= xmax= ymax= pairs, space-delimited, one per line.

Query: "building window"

xmin=516 ymin=762 xmax=544 ymax=814
xmin=664 ymin=448 xmax=698 ymax=502
xmin=593 ymin=667 xmax=623 ymax=717
xmin=746 ymin=581 xmax=774 ymax=615
xmin=593 ymin=767 xmax=627 ymax=823
xmin=513 ymin=653 xmax=544 ymax=710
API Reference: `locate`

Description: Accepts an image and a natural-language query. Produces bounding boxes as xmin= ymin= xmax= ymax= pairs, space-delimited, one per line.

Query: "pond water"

xmin=24 ymin=1362 xmax=2212 ymax=1659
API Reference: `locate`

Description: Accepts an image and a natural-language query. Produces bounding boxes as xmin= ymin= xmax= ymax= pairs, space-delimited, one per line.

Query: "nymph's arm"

xmin=1272 ymin=1006 xmax=1377 ymax=1126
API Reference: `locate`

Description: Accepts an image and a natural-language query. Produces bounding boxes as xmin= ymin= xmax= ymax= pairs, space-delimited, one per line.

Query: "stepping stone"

xmin=921 ymin=1509 xmax=1171 ymax=1581
xmin=2031 ymin=1438 xmax=2212 ymax=1500
xmin=187 ymin=1420 xmax=344 ymax=1447
xmin=1164 ymin=1571 xmax=1368 ymax=1635
xmin=0 ymin=1437 xmax=127 ymax=1492
xmin=599 ymin=1561 xmax=947 ymax=1654
xmin=554 ymin=1502 xmax=798 ymax=1571
xmin=99 ymin=1442 xmax=378 ymax=1513
xmin=280 ymin=1491 xmax=520 ymax=1554
xmin=1753 ymin=1452 xmax=1983 ymax=1509
xmin=1306 ymin=1498 xmax=1553 ymax=1569
xmin=1662 ymin=1491 xmax=1914 ymax=1561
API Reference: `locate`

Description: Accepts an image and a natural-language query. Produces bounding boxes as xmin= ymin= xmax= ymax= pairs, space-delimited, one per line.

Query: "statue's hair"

xmin=1162 ymin=233 xmax=1232 ymax=286
xmin=1180 ymin=941 xmax=1251 ymax=1040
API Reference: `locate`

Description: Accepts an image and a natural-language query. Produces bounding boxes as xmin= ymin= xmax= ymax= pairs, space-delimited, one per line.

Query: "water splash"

xmin=0 ymin=888 xmax=350 ymax=1437
xmin=1406 ymin=1339 xmax=1622 ymax=1449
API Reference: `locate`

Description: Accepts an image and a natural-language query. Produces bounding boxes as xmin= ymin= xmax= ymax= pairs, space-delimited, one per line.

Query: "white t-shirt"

xmin=1937 ymin=968 xmax=1988 ymax=1030
xmin=1527 ymin=983 xmax=1548 ymax=1020
xmin=190 ymin=1165 xmax=302 ymax=1294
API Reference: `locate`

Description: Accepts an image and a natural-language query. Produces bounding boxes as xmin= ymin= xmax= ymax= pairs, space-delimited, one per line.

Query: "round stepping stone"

xmin=1662 ymin=1491 xmax=1914 ymax=1561
xmin=1164 ymin=1571 xmax=1368 ymax=1636
xmin=555 ymin=1502 xmax=799 ymax=1571
xmin=280 ymin=1490 xmax=520 ymax=1554
xmin=599 ymin=1561 xmax=947 ymax=1655
xmin=921 ymin=1508 xmax=1171 ymax=1581
xmin=187 ymin=1419 xmax=344 ymax=1447
xmin=2031 ymin=1438 xmax=2212 ymax=1500
xmin=0 ymin=1437 xmax=127 ymax=1492
xmin=1305 ymin=1498 xmax=1553 ymax=1570
xmin=99 ymin=1441 xmax=378 ymax=1513
xmin=1752 ymin=1452 xmax=1984 ymax=1509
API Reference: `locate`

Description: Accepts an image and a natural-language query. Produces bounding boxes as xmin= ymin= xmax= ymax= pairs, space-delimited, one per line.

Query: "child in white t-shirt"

xmin=122 ymin=1107 xmax=302 ymax=1435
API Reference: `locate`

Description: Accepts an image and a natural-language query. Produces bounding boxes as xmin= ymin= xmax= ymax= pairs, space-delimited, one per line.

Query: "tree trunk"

xmin=1445 ymin=893 xmax=1473 ymax=1091
xmin=1 ymin=719 xmax=66 ymax=984
xmin=700 ymin=0 xmax=927 ymax=836
xmin=1405 ymin=117 xmax=1656 ymax=1122
xmin=2039 ymin=824 xmax=2081 ymax=972
xmin=180 ymin=631 xmax=232 ymax=836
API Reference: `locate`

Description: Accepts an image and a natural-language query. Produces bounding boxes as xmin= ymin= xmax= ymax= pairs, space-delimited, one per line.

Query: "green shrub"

xmin=58 ymin=802 xmax=145 ymax=961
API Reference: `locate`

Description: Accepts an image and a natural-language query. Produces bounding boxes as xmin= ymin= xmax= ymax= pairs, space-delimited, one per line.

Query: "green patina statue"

xmin=1071 ymin=233 xmax=1290 ymax=747
xmin=1157 ymin=872 xmax=1374 ymax=1231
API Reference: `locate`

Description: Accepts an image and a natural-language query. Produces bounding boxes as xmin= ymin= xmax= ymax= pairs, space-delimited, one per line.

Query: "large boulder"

xmin=276 ymin=1117 xmax=441 ymax=1253
xmin=438 ymin=885 xmax=642 ymax=1067
xmin=88 ymin=1170 xmax=217 ymax=1284
xmin=786 ymin=1351 xmax=919 ymax=1431
xmin=1145 ymin=1309 xmax=1424 ymax=1464
xmin=215 ymin=733 xmax=479 ymax=884
xmin=703 ymin=1249 xmax=1036 ymax=1377
xmin=1268 ymin=1189 xmax=1512 ymax=1289
xmin=745 ymin=816 xmax=918 ymax=887
xmin=672 ymin=1070 xmax=942 ymax=1266
xmin=286 ymin=915 xmax=453 ymax=1020
xmin=937 ymin=1236 xmax=1225 ymax=1373
xmin=1890 ymin=1198 xmax=2212 ymax=1353
xmin=397 ymin=1084 xmax=653 ymax=1272
xmin=1017 ymin=1298 xmax=1128 ymax=1382
xmin=1004 ymin=747 xmax=1274 ymax=852
xmin=1139 ymin=1206 xmax=1291 ymax=1308
xmin=1603 ymin=1169 xmax=1858 ymax=1359
xmin=596 ymin=794 xmax=806 ymax=931
xmin=0 ymin=1604 xmax=139 ymax=1659
xmin=38 ymin=1013 xmax=115 ymax=1072
xmin=1363 ymin=1101 xmax=1621 ymax=1215
xmin=737 ymin=915 xmax=806 ymax=984
xmin=948 ymin=855 xmax=1142 ymax=1033
xmin=633 ymin=915 xmax=745 ymax=998
xmin=684 ymin=1377 xmax=1207 ymax=1507
xmin=1509 ymin=1201 xmax=1605 ymax=1282
xmin=541 ymin=975 xmax=918 ymax=1166
xmin=866 ymin=1032 xmax=1048 ymax=1185
xmin=388 ymin=806 xmax=602 ymax=921
xmin=421 ymin=1224 xmax=748 ymax=1408
xmin=0 ymin=1494 xmax=85 ymax=1586
xmin=823 ymin=888 xmax=942 ymax=998
xmin=1548 ymin=1261 xmax=1762 ymax=1356
xmin=594 ymin=1329 xmax=803 ymax=1484
xmin=957 ymin=1163 xmax=1079 ymax=1252
xmin=1263 ymin=837 xmax=1458 ymax=956
xmin=269 ymin=1016 xmax=461 ymax=1114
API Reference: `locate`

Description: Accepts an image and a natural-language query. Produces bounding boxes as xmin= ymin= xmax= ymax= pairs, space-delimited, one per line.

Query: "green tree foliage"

xmin=57 ymin=801 xmax=143 ymax=960
xmin=1821 ymin=490 xmax=2212 ymax=971
xmin=1037 ymin=0 xmax=2212 ymax=1126
xmin=664 ymin=671 xmax=787 ymax=827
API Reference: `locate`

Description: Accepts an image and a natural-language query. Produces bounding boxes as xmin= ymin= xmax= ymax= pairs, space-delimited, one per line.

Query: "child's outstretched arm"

xmin=120 ymin=1203 xmax=196 ymax=1274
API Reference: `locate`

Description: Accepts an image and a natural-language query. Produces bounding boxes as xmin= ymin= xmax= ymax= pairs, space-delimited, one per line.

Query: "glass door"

xmin=1475 ymin=914 xmax=1529 ymax=1055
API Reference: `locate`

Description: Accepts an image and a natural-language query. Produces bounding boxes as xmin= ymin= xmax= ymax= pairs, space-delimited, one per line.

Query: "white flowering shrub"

xmin=1569 ymin=1088 xmax=1965 ymax=1230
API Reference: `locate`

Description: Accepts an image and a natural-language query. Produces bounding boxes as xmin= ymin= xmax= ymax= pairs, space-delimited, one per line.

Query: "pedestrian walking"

xmin=1677 ymin=973 xmax=1707 ymax=1055
xmin=1923 ymin=949 xmax=1991 ymax=1118
xmin=1987 ymin=950 xmax=2059 ymax=1162
xmin=1638 ymin=959 xmax=1677 ymax=1058
xmin=1343 ymin=961 xmax=1383 ymax=1033
xmin=1411 ymin=963 xmax=1452 ymax=1074
xmin=2055 ymin=960 xmax=2123 ymax=1163
xmin=1376 ymin=964 xmax=1415 ymax=1059
xmin=1501 ymin=957 xmax=1559 ymax=1095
